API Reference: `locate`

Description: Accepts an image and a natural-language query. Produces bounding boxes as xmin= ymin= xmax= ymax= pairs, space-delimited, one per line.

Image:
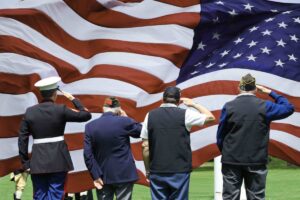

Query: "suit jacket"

xmin=84 ymin=112 xmax=142 ymax=184
xmin=18 ymin=99 xmax=91 ymax=174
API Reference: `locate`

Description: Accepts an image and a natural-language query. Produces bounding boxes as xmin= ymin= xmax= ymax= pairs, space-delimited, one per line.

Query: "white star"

xmin=212 ymin=32 xmax=221 ymax=40
xmin=205 ymin=62 xmax=215 ymax=68
xmin=293 ymin=17 xmax=300 ymax=24
xmin=228 ymin=9 xmax=238 ymax=16
xmin=265 ymin=17 xmax=274 ymax=22
xmin=247 ymin=54 xmax=257 ymax=61
xmin=261 ymin=47 xmax=271 ymax=54
xmin=244 ymin=3 xmax=254 ymax=11
xmin=213 ymin=17 xmax=219 ymax=23
xmin=275 ymin=59 xmax=284 ymax=67
xmin=261 ymin=29 xmax=272 ymax=36
xmin=234 ymin=37 xmax=244 ymax=44
xmin=197 ymin=41 xmax=206 ymax=50
xmin=282 ymin=11 xmax=292 ymax=14
xmin=276 ymin=39 xmax=286 ymax=47
xmin=233 ymin=53 xmax=242 ymax=59
xmin=216 ymin=1 xmax=224 ymax=5
xmin=190 ymin=71 xmax=199 ymax=75
xmin=288 ymin=54 xmax=298 ymax=62
xmin=271 ymin=9 xmax=278 ymax=13
xmin=194 ymin=61 xmax=202 ymax=66
xmin=220 ymin=50 xmax=230 ymax=57
xmin=290 ymin=34 xmax=299 ymax=42
xmin=247 ymin=40 xmax=258 ymax=48
xmin=278 ymin=21 xmax=288 ymax=29
xmin=218 ymin=62 xmax=228 ymax=68
xmin=249 ymin=26 xmax=259 ymax=32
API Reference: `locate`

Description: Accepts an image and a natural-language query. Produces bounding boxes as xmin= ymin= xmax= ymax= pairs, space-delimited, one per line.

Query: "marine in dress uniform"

xmin=84 ymin=97 xmax=142 ymax=200
xmin=18 ymin=76 xmax=92 ymax=200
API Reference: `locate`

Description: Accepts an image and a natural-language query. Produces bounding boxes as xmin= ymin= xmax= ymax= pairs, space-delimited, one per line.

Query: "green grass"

xmin=1 ymin=159 xmax=299 ymax=199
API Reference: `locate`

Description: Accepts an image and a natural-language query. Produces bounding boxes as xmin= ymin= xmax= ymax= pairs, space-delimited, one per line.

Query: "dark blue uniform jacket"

xmin=84 ymin=112 xmax=142 ymax=184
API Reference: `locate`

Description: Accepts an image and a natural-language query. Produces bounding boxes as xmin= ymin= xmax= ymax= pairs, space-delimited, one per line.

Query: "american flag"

xmin=0 ymin=0 xmax=299 ymax=193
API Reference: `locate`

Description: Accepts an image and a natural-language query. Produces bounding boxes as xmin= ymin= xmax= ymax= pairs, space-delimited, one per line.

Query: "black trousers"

xmin=96 ymin=182 xmax=134 ymax=200
xmin=222 ymin=164 xmax=267 ymax=200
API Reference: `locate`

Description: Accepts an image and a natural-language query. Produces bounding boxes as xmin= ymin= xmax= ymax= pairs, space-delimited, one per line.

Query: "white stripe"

xmin=33 ymin=136 xmax=64 ymax=144
xmin=268 ymin=0 xmax=300 ymax=3
xmin=178 ymin=69 xmax=300 ymax=97
xmin=0 ymin=52 xmax=179 ymax=83
xmin=275 ymin=113 xmax=300 ymax=127
xmin=0 ymin=137 xmax=33 ymax=160
xmin=0 ymin=53 xmax=58 ymax=78
xmin=190 ymin=125 xmax=300 ymax=152
xmin=0 ymin=93 xmax=37 ymax=116
xmin=97 ymin=0 xmax=200 ymax=19
xmin=65 ymin=113 xmax=102 ymax=134
xmin=270 ymin=130 xmax=300 ymax=151
xmin=70 ymin=150 xmax=87 ymax=172
xmin=0 ymin=1 xmax=194 ymax=49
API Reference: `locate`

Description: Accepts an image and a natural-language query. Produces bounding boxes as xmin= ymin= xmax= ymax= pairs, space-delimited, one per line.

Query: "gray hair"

xmin=103 ymin=106 xmax=121 ymax=114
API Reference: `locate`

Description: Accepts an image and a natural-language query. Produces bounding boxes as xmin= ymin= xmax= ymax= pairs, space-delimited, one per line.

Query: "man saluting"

xmin=18 ymin=76 xmax=92 ymax=200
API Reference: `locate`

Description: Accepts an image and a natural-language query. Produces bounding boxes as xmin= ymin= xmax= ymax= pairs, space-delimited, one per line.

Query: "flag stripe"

xmin=64 ymin=0 xmax=200 ymax=28
xmin=156 ymin=0 xmax=201 ymax=7
xmin=93 ymin=0 xmax=200 ymax=19
xmin=1 ymin=80 xmax=298 ymax=113
xmin=0 ymin=33 xmax=188 ymax=67
xmin=0 ymin=3 xmax=195 ymax=48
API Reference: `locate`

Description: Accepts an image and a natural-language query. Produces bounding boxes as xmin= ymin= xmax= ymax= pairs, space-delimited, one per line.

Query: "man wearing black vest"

xmin=216 ymin=74 xmax=294 ymax=200
xmin=141 ymin=86 xmax=215 ymax=200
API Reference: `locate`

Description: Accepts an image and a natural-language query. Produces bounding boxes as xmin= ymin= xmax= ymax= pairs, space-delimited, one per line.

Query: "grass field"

xmin=1 ymin=159 xmax=299 ymax=200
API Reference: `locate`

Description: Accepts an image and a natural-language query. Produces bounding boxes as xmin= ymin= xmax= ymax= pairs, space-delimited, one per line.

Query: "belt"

xmin=33 ymin=136 xmax=64 ymax=144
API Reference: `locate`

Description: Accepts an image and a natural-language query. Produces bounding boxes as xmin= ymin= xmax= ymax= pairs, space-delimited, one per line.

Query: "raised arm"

xmin=61 ymin=91 xmax=92 ymax=122
xmin=181 ymin=97 xmax=215 ymax=124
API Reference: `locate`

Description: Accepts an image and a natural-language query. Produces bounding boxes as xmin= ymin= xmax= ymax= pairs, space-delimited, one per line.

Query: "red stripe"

xmin=64 ymin=0 xmax=200 ymax=29
xmin=0 ymin=156 xmax=22 ymax=177
xmin=157 ymin=0 xmax=200 ymax=7
xmin=269 ymin=140 xmax=300 ymax=166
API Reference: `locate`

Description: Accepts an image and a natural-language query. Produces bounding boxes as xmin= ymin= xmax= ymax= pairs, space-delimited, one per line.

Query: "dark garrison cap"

xmin=239 ymin=73 xmax=256 ymax=91
xmin=163 ymin=86 xmax=181 ymax=100
xmin=103 ymin=97 xmax=120 ymax=108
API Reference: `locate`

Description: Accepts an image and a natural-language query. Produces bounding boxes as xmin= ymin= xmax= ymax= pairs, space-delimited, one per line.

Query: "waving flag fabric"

xmin=0 ymin=0 xmax=299 ymax=193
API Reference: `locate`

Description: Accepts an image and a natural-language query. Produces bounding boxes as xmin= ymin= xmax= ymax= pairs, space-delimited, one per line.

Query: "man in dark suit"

xmin=18 ymin=76 xmax=92 ymax=200
xmin=84 ymin=97 xmax=142 ymax=200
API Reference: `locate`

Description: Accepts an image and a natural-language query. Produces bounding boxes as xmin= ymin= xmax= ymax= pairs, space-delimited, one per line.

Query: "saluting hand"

xmin=256 ymin=85 xmax=271 ymax=94
xmin=94 ymin=178 xmax=104 ymax=190
xmin=61 ymin=91 xmax=75 ymax=101
xmin=180 ymin=97 xmax=195 ymax=107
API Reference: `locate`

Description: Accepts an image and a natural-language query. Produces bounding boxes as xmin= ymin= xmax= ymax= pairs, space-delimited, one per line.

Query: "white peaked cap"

xmin=34 ymin=76 xmax=61 ymax=91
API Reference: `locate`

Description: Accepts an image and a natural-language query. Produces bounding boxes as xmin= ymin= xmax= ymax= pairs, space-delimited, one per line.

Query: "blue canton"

xmin=178 ymin=0 xmax=300 ymax=83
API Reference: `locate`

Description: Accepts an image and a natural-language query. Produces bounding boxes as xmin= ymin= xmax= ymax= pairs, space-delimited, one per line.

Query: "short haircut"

xmin=163 ymin=86 xmax=181 ymax=104
xmin=40 ymin=89 xmax=57 ymax=99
